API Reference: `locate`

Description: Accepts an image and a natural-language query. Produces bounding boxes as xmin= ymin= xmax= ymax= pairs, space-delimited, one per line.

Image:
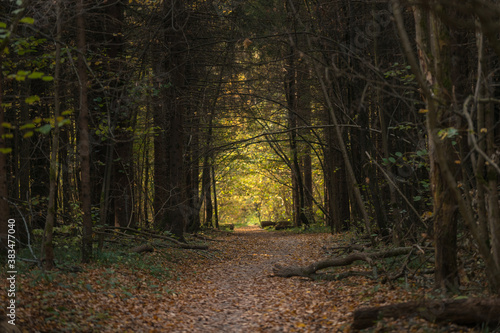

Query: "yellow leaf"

xmin=418 ymin=109 xmax=428 ymax=114
xmin=422 ymin=211 xmax=433 ymax=219
xmin=480 ymin=128 xmax=487 ymax=133
xmin=296 ymin=322 xmax=306 ymax=328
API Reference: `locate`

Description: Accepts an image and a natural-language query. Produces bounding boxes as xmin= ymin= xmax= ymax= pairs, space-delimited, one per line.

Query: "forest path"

xmin=11 ymin=226 xmax=466 ymax=332
xmin=157 ymin=226 xmax=351 ymax=332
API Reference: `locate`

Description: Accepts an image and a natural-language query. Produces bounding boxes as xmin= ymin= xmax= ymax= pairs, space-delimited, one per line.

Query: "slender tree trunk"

xmin=202 ymin=154 xmax=213 ymax=227
xmin=186 ymin=114 xmax=201 ymax=232
xmin=77 ymin=0 xmax=92 ymax=263
xmin=485 ymin=76 xmax=500 ymax=286
xmin=212 ymin=165 xmax=219 ymax=229
xmin=42 ymin=0 xmax=62 ymax=270
xmin=285 ymin=45 xmax=307 ymax=227
xmin=0 ymin=57 xmax=8 ymax=256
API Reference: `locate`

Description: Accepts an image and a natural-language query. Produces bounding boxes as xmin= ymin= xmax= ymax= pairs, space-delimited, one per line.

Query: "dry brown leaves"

xmin=1 ymin=226 xmax=480 ymax=332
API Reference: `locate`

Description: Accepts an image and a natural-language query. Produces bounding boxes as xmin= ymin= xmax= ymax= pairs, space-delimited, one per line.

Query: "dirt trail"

xmin=156 ymin=226 xmax=350 ymax=332
xmin=10 ymin=226 xmax=480 ymax=332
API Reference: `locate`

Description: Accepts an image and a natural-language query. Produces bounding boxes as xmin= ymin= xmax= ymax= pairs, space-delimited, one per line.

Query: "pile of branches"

xmin=96 ymin=226 xmax=208 ymax=253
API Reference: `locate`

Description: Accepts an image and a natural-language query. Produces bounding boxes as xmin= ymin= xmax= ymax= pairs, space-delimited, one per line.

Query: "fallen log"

xmin=273 ymin=247 xmax=413 ymax=278
xmin=352 ymin=298 xmax=500 ymax=330
xmin=99 ymin=226 xmax=208 ymax=250
xmin=260 ymin=221 xmax=276 ymax=228
xmin=220 ymin=223 xmax=234 ymax=230
xmin=275 ymin=221 xmax=293 ymax=230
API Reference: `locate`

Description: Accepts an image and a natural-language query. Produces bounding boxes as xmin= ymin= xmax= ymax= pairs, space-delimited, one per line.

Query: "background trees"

xmin=1 ymin=0 xmax=499 ymax=294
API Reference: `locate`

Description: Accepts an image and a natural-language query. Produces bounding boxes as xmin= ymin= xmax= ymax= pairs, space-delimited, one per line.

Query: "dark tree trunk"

xmin=0 ymin=59 xmax=8 ymax=257
xmin=106 ymin=0 xmax=134 ymax=228
xmin=186 ymin=114 xmax=201 ymax=232
xmin=77 ymin=0 xmax=92 ymax=263
xmin=212 ymin=165 xmax=219 ymax=229
xmin=325 ymin=125 xmax=350 ymax=233
xmin=202 ymin=154 xmax=212 ymax=227
xmin=154 ymin=0 xmax=189 ymax=240
xmin=42 ymin=0 xmax=62 ymax=270
xmin=353 ymin=298 xmax=500 ymax=330
xmin=413 ymin=6 xmax=459 ymax=291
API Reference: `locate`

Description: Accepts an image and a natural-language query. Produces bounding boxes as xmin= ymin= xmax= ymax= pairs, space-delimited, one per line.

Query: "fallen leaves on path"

xmin=2 ymin=226 xmax=481 ymax=332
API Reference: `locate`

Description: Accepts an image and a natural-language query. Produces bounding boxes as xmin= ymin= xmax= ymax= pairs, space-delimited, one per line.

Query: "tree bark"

xmin=154 ymin=0 xmax=188 ymax=241
xmin=77 ymin=0 xmax=92 ymax=263
xmin=353 ymin=298 xmax=500 ymax=330
xmin=393 ymin=0 xmax=460 ymax=291
xmin=42 ymin=0 xmax=62 ymax=270
xmin=106 ymin=0 xmax=134 ymax=228
xmin=273 ymin=247 xmax=413 ymax=278
xmin=0 ymin=57 xmax=8 ymax=257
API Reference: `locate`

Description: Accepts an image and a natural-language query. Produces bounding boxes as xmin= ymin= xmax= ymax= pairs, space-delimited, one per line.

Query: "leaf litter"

xmin=1 ymin=225 xmax=481 ymax=332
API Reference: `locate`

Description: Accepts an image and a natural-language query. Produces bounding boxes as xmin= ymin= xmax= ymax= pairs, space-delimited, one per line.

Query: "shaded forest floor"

xmin=2 ymin=226 xmax=487 ymax=332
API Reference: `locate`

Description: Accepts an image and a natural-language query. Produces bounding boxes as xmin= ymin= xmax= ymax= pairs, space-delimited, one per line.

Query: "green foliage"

xmin=438 ymin=127 xmax=459 ymax=145
xmin=384 ymin=62 xmax=415 ymax=85
xmin=95 ymin=248 xmax=171 ymax=280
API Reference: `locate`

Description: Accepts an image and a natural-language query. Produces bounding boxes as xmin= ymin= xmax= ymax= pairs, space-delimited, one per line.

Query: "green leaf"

xmin=20 ymin=123 xmax=35 ymax=130
xmin=20 ymin=17 xmax=34 ymax=24
xmin=388 ymin=157 xmax=396 ymax=163
xmin=0 ymin=147 xmax=12 ymax=154
xmin=416 ymin=149 xmax=428 ymax=157
xmin=28 ymin=71 xmax=44 ymax=79
xmin=38 ymin=124 xmax=52 ymax=135
xmin=25 ymin=95 xmax=40 ymax=104
xmin=0 ymin=22 xmax=6 ymax=29
xmin=395 ymin=152 xmax=403 ymax=157
xmin=413 ymin=196 xmax=422 ymax=202
xmin=42 ymin=75 xmax=54 ymax=81
xmin=23 ymin=131 xmax=34 ymax=138
xmin=58 ymin=119 xmax=70 ymax=127
xmin=1 ymin=122 xmax=12 ymax=129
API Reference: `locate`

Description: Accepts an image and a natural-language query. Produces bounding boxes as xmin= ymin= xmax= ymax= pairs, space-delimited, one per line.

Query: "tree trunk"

xmin=285 ymin=44 xmax=307 ymax=228
xmin=42 ymin=0 xmax=62 ymax=270
xmin=211 ymin=165 xmax=219 ymax=229
xmin=0 ymin=57 xmax=8 ymax=257
xmin=185 ymin=114 xmax=201 ymax=232
xmin=412 ymin=5 xmax=460 ymax=291
xmin=353 ymin=298 xmax=500 ymax=330
xmin=77 ymin=0 xmax=92 ymax=263
xmin=106 ymin=0 xmax=134 ymax=228
xmin=159 ymin=0 xmax=188 ymax=240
